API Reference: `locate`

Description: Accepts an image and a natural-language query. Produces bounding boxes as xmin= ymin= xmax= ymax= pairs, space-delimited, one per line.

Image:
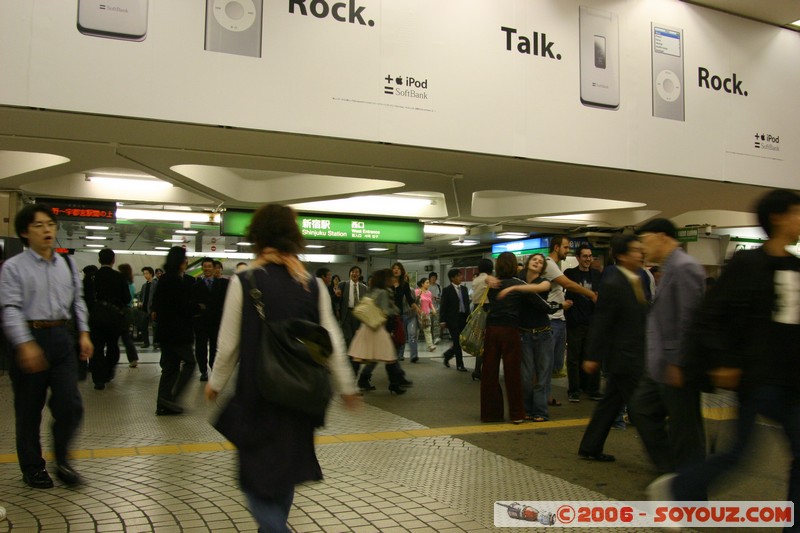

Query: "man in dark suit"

xmin=192 ymin=257 xmax=229 ymax=381
xmin=338 ymin=265 xmax=367 ymax=347
xmin=90 ymin=248 xmax=130 ymax=390
xmin=439 ymin=268 xmax=471 ymax=371
xmin=578 ymin=235 xmax=648 ymax=462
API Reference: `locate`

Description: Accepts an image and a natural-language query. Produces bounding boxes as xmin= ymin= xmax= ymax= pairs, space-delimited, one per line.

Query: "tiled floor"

xmin=0 ymin=344 xmax=781 ymax=532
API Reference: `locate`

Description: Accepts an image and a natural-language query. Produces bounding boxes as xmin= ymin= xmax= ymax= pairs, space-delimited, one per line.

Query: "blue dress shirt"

xmin=0 ymin=249 xmax=89 ymax=346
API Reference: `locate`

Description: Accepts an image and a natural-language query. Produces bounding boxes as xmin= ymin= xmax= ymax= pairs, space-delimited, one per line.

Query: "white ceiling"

xmin=0 ymin=1 xmax=798 ymax=258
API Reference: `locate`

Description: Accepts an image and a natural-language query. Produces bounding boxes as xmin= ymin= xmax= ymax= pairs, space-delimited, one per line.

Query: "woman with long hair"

xmin=117 ymin=263 xmax=140 ymax=368
xmin=416 ymin=278 xmax=437 ymax=352
xmin=392 ymin=262 xmax=420 ymax=362
xmin=349 ymin=269 xmax=408 ymax=394
xmin=519 ymin=254 xmax=555 ymax=421
xmin=481 ymin=252 xmax=549 ymax=423
xmin=205 ymin=204 xmax=359 ymax=532
xmin=330 ymin=274 xmax=342 ymax=321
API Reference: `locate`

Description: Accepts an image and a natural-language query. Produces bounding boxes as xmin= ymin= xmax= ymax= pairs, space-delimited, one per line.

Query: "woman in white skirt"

xmin=349 ymin=269 xmax=408 ymax=395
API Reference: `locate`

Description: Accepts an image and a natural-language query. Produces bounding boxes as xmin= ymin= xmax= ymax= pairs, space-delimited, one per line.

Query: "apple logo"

xmin=395 ymin=77 xmax=403 ymax=85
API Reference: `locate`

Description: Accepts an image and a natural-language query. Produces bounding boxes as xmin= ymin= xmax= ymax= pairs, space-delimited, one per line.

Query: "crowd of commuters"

xmin=2 ymin=189 xmax=799 ymax=531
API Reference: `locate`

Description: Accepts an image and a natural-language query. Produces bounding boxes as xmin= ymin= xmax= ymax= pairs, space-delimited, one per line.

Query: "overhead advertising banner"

xmin=0 ymin=0 xmax=797 ymax=189
xmin=222 ymin=210 xmax=424 ymax=243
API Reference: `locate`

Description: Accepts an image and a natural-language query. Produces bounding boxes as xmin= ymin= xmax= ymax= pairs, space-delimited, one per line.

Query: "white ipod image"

xmin=579 ymin=6 xmax=619 ymax=110
xmin=77 ymin=0 xmax=148 ymax=41
xmin=652 ymin=23 xmax=684 ymax=121
xmin=205 ymin=0 xmax=263 ymax=58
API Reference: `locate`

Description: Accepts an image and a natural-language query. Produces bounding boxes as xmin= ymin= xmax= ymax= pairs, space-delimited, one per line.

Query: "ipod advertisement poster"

xmin=0 ymin=0 xmax=797 ymax=190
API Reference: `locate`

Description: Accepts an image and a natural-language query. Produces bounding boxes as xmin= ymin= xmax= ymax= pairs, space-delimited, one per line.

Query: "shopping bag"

xmin=459 ymin=291 xmax=488 ymax=357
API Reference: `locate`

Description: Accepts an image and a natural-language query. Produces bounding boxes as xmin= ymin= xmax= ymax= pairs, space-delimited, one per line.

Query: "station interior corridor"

xmin=0 ymin=345 xmax=791 ymax=533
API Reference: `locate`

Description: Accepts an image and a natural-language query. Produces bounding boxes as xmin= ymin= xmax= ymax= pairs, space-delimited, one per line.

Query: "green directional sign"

xmin=677 ymin=228 xmax=699 ymax=243
xmin=221 ymin=210 xmax=424 ymax=244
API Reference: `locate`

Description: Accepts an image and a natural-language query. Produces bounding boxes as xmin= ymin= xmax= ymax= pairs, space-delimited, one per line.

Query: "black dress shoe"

xmin=443 ymin=355 xmax=452 ymax=368
xmin=388 ymin=384 xmax=407 ymax=395
xmin=358 ymin=382 xmax=376 ymax=391
xmin=23 ymin=469 xmax=53 ymax=489
xmin=456 ymin=366 xmax=468 ymax=372
xmin=471 ymin=371 xmax=481 ymax=381
xmin=410 ymin=357 xmax=419 ymax=363
xmin=56 ymin=463 xmax=82 ymax=486
xmin=155 ymin=400 xmax=184 ymax=416
xmin=579 ymin=452 xmax=616 ymax=462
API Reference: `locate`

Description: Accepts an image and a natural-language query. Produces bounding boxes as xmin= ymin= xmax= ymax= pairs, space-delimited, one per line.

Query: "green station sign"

xmin=677 ymin=228 xmax=699 ymax=243
xmin=222 ymin=210 xmax=424 ymax=244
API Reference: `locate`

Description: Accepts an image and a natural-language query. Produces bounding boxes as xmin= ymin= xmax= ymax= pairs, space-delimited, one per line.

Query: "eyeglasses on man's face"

xmin=29 ymin=221 xmax=57 ymax=230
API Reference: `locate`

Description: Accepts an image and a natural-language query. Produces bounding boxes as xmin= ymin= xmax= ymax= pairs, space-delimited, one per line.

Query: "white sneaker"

xmin=646 ymin=473 xmax=680 ymax=530
xmin=0 ymin=506 xmax=6 ymax=521
xmin=646 ymin=472 xmax=677 ymax=501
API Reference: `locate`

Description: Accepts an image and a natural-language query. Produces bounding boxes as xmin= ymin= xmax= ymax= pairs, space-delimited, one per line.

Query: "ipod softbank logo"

xmin=99 ymin=4 xmax=130 ymax=13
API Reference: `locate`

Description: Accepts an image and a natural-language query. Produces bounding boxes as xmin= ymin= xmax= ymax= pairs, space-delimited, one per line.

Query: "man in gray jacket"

xmin=630 ymin=218 xmax=706 ymax=475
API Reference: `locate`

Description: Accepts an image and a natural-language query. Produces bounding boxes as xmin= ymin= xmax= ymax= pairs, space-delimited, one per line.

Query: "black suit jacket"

xmin=92 ymin=266 xmax=130 ymax=308
xmin=192 ymin=276 xmax=230 ymax=328
xmin=153 ymin=272 xmax=196 ymax=344
xmin=585 ymin=267 xmax=648 ymax=375
xmin=338 ymin=280 xmax=368 ymax=318
xmin=439 ymin=283 xmax=470 ymax=326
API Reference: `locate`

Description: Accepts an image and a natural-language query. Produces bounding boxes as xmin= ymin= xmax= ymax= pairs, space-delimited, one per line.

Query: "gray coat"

xmin=646 ymin=247 xmax=705 ymax=383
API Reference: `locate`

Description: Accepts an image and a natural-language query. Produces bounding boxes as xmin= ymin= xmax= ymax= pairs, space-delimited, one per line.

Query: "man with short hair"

xmin=192 ymin=257 xmax=229 ymax=381
xmin=90 ymin=248 xmax=130 ymax=389
xmin=631 ymin=218 xmax=706 ymax=475
xmin=137 ymin=267 xmax=156 ymax=348
xmin=439 ymin=269 xmax=471 ymax=372
xmin=213 ymin=260 xmax=225 ymax=279
xmin=564 ymin=245 xmax=603 ymax=402
xmin=338 ymin=266 xmax=367 ymax=347
xmin=542 ymin=235 xmax=598 ymax=406
xmin=650 ymin=189 xmax=800 ymax=511
xmin=1 ymin=204 xmax=93 ymax=488
xmin=578 ymin=235 xmax=648 ymax=462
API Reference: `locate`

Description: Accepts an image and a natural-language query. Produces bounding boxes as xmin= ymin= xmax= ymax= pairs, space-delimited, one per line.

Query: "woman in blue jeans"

xmin=505 ymin=254 xmax=556 ymax=421
xmin=392 ymin=262 xmax=420 ymax=362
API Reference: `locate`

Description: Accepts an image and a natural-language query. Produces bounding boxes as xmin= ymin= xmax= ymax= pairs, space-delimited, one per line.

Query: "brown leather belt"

xmin=28 ymin=320 xmax=68 ymax=329
xmin=519 ymin=325 xmax=552 ymax=334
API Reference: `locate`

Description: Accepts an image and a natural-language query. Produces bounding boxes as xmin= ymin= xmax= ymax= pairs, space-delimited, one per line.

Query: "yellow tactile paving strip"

xmin=0 ymin=406 xmax=738 ymax=464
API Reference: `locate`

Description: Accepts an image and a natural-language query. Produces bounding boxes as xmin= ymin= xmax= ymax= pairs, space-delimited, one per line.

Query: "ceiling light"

xmin=85 ymin=236 xmax=107 ymax=240
xmin=497 ymin=232 xmax=529 ymax=239
xmin=175 ymin=229 xmax=198 ymax=235
xmin=451 ymin=239 xmax=479 ymax=247
xmin=791 ymin=19 xmax=800 ymax=27
xmin=291 ymin=195 xmax=435 ymax=216
xmin=164 ymin=238 xmax=184 ymax=243
xmin=368 ymin=247 xmax=389 ymax=252
xmin=85 ymin=225 xmax=109 ymax=231
xmin=116 ymin=208 xmax=220 ymax=223
xmin=224 ymin=249 xmax=237 ymax=252
xmin=423 ymin=224 xmax=468 ymax=235
xmin=86 ymin=174 xmax=173 ymax=190
xmin=237 ymin=242 xmax=252 ymax=246
xmin=154 ymin=246 xmax=171 ymax=250
xmin=86 ymin=244 xmax=104 ymax=248
xmin=305 ymin=244 xmax=326 ymax=249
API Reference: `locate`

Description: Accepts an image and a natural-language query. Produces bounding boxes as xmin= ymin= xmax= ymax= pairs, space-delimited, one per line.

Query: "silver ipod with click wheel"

xmin=651 ymin=23 xmax=684 ymax=121
xmin=205 ymin=0 xmax=263 ymax=58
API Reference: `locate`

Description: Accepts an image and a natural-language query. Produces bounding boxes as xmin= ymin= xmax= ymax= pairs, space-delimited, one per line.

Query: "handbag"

xmin=391 ymin=315 xmax=405 ymax=346
xmin=460 ymin=290 xmax=488 ymax=357
xmin=353 ymin=296 xmax=386 ymax=330
xmin=244 ymin=269 xmax=333 ymax=418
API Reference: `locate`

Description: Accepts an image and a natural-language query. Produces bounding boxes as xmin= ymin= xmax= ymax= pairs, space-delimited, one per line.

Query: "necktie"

xmin=457 ymin=286 xmax=465 ymax=313
xmin=354 ymin=283 xmax=360 ymax=304
xmin=206 ymin=278 xmax=213 ymax=289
